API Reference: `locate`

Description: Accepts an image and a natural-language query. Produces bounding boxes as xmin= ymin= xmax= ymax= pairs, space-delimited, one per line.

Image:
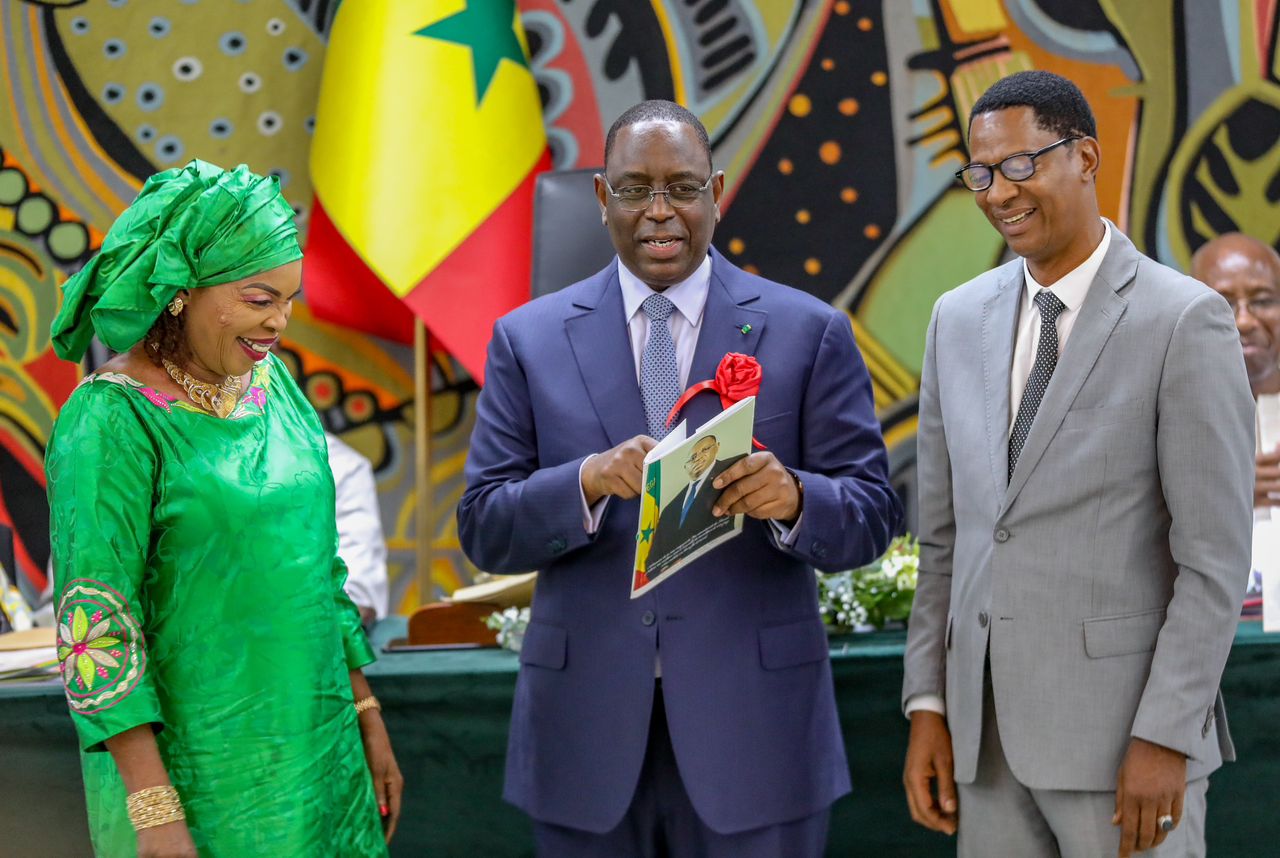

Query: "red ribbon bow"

xmin=665 ymin=353 xmax=766 ymax=449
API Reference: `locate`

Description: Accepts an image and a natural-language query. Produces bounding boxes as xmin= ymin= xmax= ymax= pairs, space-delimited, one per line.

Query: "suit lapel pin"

xmin=739 ymin=324 xmax=752 ymax=335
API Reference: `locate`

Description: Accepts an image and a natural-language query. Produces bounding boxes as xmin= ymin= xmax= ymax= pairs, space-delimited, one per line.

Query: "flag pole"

xmin=414 ymin=317 xmax=434 ymax=605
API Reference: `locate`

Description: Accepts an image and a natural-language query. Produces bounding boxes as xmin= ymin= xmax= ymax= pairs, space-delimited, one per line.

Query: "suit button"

xmin=994 ymin=528 xmax=1010 ymax=543
xmin=641 ymin=610 xmax=656 ymax=627
xmin=978 ymin=611 xmax=990 ymax=628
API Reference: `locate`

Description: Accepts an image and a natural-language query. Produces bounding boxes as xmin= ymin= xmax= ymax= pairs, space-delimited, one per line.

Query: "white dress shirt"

xmin=1009 ymin=220 xmax=1111 ymax=424
xmin=907 ymin=219 xmax=1111 ymax=719
xmin=619 ymin=253 xmax=712 ymax=390
xmin=327 ymin=433 xmax=390 ymax=621
xmin=1255 ymin=393 xmax=1280 ymax=519
xmin=1250 ymin=394 xmax=1280 ymax=596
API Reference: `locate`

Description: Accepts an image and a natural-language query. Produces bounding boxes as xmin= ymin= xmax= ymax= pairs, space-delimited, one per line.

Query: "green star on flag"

xmin=415 ymin=0 xmax=529 ymax=104
xmin=639 ymin=526 xmax=654 ymax=544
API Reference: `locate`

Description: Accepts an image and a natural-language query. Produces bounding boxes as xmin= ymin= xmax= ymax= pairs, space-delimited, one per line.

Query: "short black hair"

xmin=604 ymin=100 xmax=712 ymax=171
xmin=969 ymin=71 xmax=1097 ymax=140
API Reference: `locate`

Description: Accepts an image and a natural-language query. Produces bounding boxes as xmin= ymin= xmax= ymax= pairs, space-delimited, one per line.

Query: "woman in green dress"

xmin=45 ymin=160 xmax=403 ymax=857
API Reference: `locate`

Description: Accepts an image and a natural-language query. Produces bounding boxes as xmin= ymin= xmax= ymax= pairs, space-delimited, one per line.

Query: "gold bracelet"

xmin=354 ymin=695 xmax=381 ymax=715
xmin=126 ymin=785 xmax=185 ymax=831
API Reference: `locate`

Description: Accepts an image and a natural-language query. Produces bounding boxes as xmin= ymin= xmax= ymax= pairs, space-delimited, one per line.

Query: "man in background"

xmin=326 ymin=432 xmax=389 ymax=626
xmin=1192 ymin=233 xmax=1280 ymax=598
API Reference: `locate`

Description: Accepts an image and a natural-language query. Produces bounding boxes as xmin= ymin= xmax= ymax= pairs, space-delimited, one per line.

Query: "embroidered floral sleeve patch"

xmin=56 ymin=579 xmax=147 ymax=714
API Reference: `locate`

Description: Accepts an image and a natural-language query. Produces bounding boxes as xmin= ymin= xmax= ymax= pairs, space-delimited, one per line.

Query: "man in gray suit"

xmin=901 ymin=71 xmax=1254 ymax=857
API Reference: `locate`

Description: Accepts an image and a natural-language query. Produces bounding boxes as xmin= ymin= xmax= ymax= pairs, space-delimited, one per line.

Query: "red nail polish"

xmin=380 ymin=805 xmax=389 ymax=816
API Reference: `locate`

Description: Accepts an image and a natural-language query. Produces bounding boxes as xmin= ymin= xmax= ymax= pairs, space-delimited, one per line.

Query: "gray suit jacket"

xmin=902 ymin=226 xmax=1254 ymax=791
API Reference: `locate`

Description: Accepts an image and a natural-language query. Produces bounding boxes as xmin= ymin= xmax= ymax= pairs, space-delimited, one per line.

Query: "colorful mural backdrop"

xmin=2 ymin=0 xmax=1276 ymax=612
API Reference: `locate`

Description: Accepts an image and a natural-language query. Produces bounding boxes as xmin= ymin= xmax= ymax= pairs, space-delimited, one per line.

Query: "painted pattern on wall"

xmin=2 ymin=0 xmax=1276 ymax=611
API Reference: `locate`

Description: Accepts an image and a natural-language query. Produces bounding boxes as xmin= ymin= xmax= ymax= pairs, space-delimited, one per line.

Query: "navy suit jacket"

xmin=458 ymin=249 xmax=902 ymax=834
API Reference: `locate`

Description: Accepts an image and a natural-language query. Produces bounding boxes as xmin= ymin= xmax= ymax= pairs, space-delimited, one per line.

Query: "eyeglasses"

xmin=603 ymin=175 xmax=714 ymax=212
xmin=955 ymin=137 xmax=1082 ymax=192
xmin=1223 ymin=294 xmax=1280 ymax=317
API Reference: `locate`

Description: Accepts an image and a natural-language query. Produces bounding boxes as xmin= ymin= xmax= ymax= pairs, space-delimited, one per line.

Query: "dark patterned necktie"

xmin=1008 ymin=290 xmax=1067 ymax=478
xmin=640 ymin=293 xmax=681 ymax=439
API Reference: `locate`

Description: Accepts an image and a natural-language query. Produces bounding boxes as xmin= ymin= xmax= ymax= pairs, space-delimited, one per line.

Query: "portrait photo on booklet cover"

xmin=632 ymin=397 xmax=754 ymax=597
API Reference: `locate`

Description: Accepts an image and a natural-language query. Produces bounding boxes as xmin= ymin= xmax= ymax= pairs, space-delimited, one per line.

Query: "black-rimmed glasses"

xmin=603 ymin=175 xmax=715 ymax=211
xmin=955 ymin=137 xmax=1082 ymax=191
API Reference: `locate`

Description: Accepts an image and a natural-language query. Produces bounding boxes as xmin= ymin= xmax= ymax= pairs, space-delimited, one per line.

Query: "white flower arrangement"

xmin=816 ymin=569 xmax=870 ymax=632
xmin=817 ymin=534 xmax=920 ymax=634
xmin=484 ymin=606 xmax=531 ymax=652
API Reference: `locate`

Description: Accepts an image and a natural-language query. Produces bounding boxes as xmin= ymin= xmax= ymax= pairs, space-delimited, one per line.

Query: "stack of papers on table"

xmin=0 ymin=627 xmax=59 ymax=682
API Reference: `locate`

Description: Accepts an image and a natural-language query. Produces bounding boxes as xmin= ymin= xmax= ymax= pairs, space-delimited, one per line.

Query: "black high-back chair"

xmin=530 ymin=167 xmax=616 ymax=298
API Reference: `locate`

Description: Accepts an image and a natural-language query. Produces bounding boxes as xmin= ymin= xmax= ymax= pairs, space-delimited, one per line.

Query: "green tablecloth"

xmin=2 ymin=622 xmax=1276 ymax=856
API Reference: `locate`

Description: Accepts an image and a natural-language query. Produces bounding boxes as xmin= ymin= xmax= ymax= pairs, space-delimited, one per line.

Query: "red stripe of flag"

xmin=400 ymin=149 xmax=552 ymax=384
xmin=304 ymin=200 xmax=416 ymax=344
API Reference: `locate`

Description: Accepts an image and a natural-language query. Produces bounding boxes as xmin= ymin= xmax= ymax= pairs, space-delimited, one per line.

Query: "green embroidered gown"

xmin=46 ymin=354 xmax=388 ymax=857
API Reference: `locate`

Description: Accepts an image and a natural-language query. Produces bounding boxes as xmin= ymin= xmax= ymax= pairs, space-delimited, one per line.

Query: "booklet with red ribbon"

xmin=631 ymin=396 xmax=756 ymax=598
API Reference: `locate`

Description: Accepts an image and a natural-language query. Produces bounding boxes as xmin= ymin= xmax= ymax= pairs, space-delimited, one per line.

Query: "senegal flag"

xmin=306 ymin=0 xmax=551 ymax=382
xmin=632 ymin=463 xmax=661 ymax=595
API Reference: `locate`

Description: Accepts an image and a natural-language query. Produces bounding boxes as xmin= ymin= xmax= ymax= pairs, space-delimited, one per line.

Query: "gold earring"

xmin=167 ymin=296 xmax=185 ymax=316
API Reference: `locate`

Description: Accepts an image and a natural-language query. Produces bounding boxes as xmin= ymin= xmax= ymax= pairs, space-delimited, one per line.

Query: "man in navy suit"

xmin=458 ymin=100 xmax=902 ymax=857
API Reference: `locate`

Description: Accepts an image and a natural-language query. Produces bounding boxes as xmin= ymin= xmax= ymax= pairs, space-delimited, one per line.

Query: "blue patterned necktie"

xmin=641 ymin=293 xmax=681 ymax=439
xmin=1008 ymin=289 xmax=1067 ymax=478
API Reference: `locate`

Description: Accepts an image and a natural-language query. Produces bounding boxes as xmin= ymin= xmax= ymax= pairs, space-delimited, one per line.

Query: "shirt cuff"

xmin=579 ymin=455 xmax=610 ymax=534
xmin=767 ymin=511 xmax=803 ymax=547
xmin=905 ymin=694 xmax=946 ymax=719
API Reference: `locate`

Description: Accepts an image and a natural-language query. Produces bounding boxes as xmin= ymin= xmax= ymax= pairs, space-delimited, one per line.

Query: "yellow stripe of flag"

xmin=310 ymin=0 xmax=547 ymax=296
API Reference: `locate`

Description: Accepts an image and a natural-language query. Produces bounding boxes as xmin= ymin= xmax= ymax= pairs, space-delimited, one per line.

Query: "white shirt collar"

xmin=1022 ymin=219 xmax=1111 ymax=310
xmin=618 ymin=253 xmax=712 ymax=327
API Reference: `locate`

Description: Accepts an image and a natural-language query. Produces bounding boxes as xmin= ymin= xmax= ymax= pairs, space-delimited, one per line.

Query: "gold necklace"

xmin=161 ymin=359 xmax=242 ymax=418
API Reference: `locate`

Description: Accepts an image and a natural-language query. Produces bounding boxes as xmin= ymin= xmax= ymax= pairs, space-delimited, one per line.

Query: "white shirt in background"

xmin=1250 ymin=394 xmax=1280 ymax=596
xmin=327 ymin=432 xmax=390 ymax=621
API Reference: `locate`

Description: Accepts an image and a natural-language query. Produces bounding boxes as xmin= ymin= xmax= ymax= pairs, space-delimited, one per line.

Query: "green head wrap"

xmin=51 ymin=159 xmax=303 ymax=361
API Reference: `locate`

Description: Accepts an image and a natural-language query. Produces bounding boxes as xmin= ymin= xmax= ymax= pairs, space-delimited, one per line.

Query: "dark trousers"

xmin=532 ymin=683 xmax=830 ymax=858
